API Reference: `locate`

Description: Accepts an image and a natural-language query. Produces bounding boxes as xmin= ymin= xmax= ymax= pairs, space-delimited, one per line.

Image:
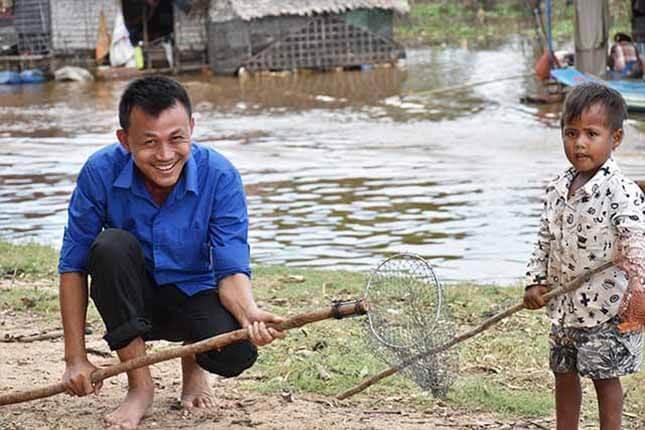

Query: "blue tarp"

xmin=0 ymin=69 xmax=46 ymax=85
xmin=0 ymin=71 xmax=22 ymax=84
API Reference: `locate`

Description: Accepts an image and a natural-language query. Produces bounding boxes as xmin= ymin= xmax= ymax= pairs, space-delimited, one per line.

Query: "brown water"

xmin=1 ymin=41 xmax=644 ymax=283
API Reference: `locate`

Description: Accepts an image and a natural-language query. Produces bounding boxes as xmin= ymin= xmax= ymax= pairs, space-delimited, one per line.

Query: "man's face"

xmin=562 ymin=104 xmax=622 ymax=179
xmin=117 ymin=103 xmax=194 ymax=199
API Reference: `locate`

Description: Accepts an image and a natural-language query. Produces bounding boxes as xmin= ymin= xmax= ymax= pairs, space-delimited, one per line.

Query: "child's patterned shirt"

xmin=526 ymin=157 xmax=645 ymax=328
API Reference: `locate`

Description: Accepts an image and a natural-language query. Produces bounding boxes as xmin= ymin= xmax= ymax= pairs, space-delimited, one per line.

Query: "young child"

xmin=524 ymin=82 xmax=644 ymax=430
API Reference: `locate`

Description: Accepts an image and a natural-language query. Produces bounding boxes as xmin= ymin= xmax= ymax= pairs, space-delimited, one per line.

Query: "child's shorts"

xmin=549 ymin=317 xmax=642 ymax=379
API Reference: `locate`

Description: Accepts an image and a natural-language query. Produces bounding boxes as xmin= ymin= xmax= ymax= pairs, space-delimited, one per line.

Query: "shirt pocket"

xmin=167 ymin=225 xmax=212 ymax=272
xmin=575 ymin=213 xmax=613 ymax=260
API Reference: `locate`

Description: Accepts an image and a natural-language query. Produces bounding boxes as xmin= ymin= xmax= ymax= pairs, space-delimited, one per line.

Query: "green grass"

xmin=395 ymin=0 xmax=633 ymax=48
xmin=1 ymin=239 xmax=643 ymax=425
xmin=450 ymin=378 xmax=552 ymax=415
xmin=0 ymin=282 xmax=59 ymax=314
xmin=0 ymin=240 xmax=58 ymax=278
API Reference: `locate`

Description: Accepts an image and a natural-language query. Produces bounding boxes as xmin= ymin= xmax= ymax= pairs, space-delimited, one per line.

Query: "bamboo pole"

xmin=337 ymin=262 xmax=614 ymax=400
xmin=406 ymin=73 xmax=533 ymax=98
xmin=0 ymin=300 xmax=368 ymax=406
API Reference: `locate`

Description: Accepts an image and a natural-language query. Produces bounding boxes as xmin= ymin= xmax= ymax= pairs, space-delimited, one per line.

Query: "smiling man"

xmin=58 ymin=76 xmax=284 ymax=430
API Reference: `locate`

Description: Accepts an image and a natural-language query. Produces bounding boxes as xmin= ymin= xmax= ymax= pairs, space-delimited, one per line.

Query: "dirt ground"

xmin=0 ymin=308 xmax=557 ymax=430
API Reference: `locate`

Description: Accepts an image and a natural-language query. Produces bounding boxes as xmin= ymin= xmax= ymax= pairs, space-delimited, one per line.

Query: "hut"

xmin=4 ymin=0 xmax=207 ymax=70
xmin=207 ymin=0 xmax=409 ymax=74
xmin=12 ymin=0 xmax=50 ymax=56
xmin=49 ymin=0 xmax=207 ymax=69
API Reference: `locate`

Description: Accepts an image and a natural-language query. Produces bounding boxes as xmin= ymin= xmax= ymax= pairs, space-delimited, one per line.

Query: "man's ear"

xmin=189 ymin=116 xmax=195 ymax=136
xmin=611 ymin=128 xmax=624 ymax=150
xmin=116 ymin=129 xmax=131 ymax=152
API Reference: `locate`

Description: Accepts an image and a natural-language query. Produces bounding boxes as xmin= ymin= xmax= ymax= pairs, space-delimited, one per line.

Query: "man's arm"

xmin=218 ymin=273 xmax=285 ymax=346
xmin=59 ymin=272 xmax=101 ymax=396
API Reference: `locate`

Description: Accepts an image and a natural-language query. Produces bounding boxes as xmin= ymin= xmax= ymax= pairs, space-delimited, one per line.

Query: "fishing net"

xmin=617 ymin=233 xmax=645 ymax=333
xmin=363 ymin=254 xmax=456 ymax=397
xmin=338 ymin=258 xmax=616 ymax=400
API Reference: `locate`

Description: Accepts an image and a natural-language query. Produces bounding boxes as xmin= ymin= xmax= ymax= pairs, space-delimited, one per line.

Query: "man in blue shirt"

xmin=58 ymin=76 xmax=284 ymax=429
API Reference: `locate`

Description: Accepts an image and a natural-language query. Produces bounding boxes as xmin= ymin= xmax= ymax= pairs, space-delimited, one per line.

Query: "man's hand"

xmin=63 ymin=357 xmax=102 ymax=397
xmin=244 ymin=307 xmax=287 ymax=347
xmin=523 ymin=284 xmax=549 ymax=310
xmin=218 ymin=273 xmax=287 ymax=347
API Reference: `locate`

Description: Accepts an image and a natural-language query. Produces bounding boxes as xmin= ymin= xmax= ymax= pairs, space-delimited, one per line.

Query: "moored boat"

xmin=551 ymin=68 xmax=645 ymax=112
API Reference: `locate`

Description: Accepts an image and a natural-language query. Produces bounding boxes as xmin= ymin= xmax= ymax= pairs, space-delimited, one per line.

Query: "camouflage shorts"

xmin=550 ymin=318 xmax=643 ymax=379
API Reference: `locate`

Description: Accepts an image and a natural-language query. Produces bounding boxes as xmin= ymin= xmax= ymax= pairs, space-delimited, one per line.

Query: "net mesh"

xmin=617 ymin=233 xmax=645 ymax=333
xmin=364 ymin=254 xmax=456 ymax=396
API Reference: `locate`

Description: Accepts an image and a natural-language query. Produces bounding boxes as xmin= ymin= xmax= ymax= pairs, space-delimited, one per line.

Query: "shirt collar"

xmin=553 ymin=157 xmax=620 ymax=197
xmin=176 ymin=151 xmax=199 ymax=199
xmin=113 ymin=145 xmax=135 ymax=189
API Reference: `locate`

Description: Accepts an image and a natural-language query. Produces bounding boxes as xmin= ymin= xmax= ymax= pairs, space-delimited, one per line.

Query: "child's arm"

xmin=611 ymin=180 xmax=645 ymax=329
xmin=523 ymin=193 xmax=552 ymax=309
xmin=611 ymin=180 xmax=645 ymax=264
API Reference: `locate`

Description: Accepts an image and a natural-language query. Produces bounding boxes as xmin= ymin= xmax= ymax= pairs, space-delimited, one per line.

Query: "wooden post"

xmin=142 ymin=1 xmax=150 ymax=69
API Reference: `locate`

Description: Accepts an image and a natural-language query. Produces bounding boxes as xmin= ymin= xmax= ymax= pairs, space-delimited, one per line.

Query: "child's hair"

xmin=560 ymin=82 xmax=627 ymax=131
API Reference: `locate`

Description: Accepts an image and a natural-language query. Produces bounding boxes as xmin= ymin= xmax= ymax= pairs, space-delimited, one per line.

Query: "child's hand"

xmin=523 ymin=285 xmax=549 ymax=309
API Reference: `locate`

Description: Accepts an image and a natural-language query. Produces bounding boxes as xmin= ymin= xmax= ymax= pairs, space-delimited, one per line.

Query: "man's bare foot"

xmin=181 ymin=355 xmax=214 ymax=411
xmin=104 ymin=384 xmax=154 ymax=430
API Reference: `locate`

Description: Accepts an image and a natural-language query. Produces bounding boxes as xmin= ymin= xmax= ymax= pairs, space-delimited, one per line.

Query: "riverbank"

xmin=1 ymin=240 xmax=643 ymax=429
xmin=395 ymin=0 xmax=632 ymax=48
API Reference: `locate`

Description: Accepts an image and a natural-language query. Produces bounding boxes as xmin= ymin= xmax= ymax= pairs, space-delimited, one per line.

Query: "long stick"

xmin=0 ymin=300 xmax=368 ymax=406
xmin=337 ymin=262 xmax=614 ymax=400
xmin=406 ymin=73 xmax=533 ymax=98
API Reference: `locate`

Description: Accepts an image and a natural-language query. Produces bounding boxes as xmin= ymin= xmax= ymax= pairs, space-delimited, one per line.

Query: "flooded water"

xmin=1 ymin=39 xmax=644 ymax=283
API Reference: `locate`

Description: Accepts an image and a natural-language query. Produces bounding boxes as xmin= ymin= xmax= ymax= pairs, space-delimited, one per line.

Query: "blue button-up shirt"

xmin=58 ymin=143 xmax=251 ymax=296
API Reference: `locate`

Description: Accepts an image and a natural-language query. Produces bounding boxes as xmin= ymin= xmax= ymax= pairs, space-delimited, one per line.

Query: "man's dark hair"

xmin=118 ymin=76 xmax=192 ymax=130
xmin=560 ymin=82 xmax=627 ymax=131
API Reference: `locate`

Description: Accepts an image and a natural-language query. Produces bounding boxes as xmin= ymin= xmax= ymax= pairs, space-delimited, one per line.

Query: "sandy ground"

xmin=0 ymin=308 xmax=558 ymax=430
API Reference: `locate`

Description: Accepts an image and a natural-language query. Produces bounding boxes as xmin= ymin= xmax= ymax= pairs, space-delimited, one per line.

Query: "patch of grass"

xmin=450 ymin=378 xmax=552 ymax=416
xmin=0 ymin=240 xmax=58 ymax=279
xmin=0 ymin=283 xmax=59 ymax=315
xmin=395 ymin=0 xmax=632 ymax=48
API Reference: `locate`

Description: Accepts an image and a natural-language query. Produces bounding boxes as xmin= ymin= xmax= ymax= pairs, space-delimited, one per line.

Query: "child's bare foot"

xmin=104 ymin=384 xmax=154 ymax=430
xmin=180 ymin=355 xmax=214 ymax=411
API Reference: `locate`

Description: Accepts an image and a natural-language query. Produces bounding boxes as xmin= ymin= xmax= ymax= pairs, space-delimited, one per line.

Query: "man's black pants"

xmin=87 ymin=229 xmax=257 ymax=378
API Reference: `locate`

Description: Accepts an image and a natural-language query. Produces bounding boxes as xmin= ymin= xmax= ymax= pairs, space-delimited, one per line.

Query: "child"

xmin=524 ymin=82 xmax=644 ymax=430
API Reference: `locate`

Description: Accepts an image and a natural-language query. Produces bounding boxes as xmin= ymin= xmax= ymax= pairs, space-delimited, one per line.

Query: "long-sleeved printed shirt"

xmin=526 ymin=157 xmax=645 ymax=328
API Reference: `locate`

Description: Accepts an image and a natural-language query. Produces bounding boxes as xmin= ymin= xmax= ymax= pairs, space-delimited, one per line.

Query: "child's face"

xmin=562 ymin=103 xmax=623 ymax=178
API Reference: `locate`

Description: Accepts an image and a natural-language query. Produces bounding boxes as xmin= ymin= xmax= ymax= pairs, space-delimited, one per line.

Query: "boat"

xmin=550 ymin=67 xmax=645 ymax=112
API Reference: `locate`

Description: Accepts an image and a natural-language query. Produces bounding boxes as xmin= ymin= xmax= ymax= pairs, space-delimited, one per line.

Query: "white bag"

xmin=109 ymin=10 xmax=136 ymax=67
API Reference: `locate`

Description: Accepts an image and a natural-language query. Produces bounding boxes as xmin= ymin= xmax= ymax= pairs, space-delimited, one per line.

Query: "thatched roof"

xmin=211 ymin=0 xmax=410 ymax=21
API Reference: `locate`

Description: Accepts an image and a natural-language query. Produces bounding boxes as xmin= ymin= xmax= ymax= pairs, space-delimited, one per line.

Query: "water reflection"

xmin=1 ymin=42 xmax=643 ymax=283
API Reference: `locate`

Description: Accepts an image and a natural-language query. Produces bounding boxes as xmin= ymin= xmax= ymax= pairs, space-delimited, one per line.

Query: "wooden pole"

xmin=337 ymin=262 xmax=614 ymax=400
xmin=406 ymin=73 xmax=533 ymax=98
xmin=0 ymin=300 xmax=367 ymax=406
xmin=142 ymin=1 xmax=150 ymax=69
